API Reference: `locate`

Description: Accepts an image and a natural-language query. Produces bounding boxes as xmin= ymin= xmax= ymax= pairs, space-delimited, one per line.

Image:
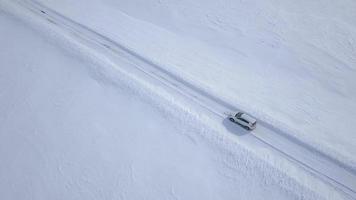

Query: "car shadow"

xmin=222 ymin=118 xmax=249 ymax=136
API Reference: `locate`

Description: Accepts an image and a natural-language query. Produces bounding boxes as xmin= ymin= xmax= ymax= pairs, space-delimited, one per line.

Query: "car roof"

xmin=240 ymin=113 xmax=256 ymax=123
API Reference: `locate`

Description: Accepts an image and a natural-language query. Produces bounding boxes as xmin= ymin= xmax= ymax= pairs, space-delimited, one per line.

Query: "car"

xmin=228 ymin=112 xmax=257 ymax=130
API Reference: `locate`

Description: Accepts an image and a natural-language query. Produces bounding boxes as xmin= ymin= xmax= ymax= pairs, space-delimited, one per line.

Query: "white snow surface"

xmin=0 ymin=4 xmax=328 ymax=200
xmin=0 ymin=0 xmax=356 ymax=199
xmin=32 ymin=0 xmax=356 ymax=170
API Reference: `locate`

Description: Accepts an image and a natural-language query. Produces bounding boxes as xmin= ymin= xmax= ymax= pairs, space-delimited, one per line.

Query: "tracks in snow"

xmin=16 ymin=0 xmax=356 ymax=199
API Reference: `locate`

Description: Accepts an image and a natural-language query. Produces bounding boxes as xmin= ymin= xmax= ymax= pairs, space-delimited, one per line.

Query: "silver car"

xmin=228 ymin=112 xmax=257 ymax=130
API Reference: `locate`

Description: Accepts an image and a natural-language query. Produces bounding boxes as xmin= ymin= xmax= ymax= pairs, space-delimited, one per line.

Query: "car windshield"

xmin=235 ymin=112 xmax=243 ymax=118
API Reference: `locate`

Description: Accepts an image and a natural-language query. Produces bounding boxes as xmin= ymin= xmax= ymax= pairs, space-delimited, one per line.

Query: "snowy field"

xmin=0 ymin=5 xmax=318 ymax=200
xmin=0 ymin=0 xmax=356 ymax=199
xmin=33 ymin=0 xmax=356 ymax=170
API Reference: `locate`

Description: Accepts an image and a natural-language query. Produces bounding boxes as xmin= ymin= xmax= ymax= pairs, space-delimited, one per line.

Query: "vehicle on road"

xmin=228 ymin=112 xmax=257 ymax=130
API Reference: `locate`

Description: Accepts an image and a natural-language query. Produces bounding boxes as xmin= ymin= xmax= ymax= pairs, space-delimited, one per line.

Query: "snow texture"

xmin=34 ymin=0 xmax=356 ymax=170
xmin=0 ymin=0 xmax=355 ymax=199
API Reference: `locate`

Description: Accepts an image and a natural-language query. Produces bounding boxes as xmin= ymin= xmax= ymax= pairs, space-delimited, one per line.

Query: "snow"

xmin=0 ymin=6 xmax=325 ymax=200
xmin=0 ymin=0 xmax=355 ymax=199
xmin=33 ymin=0 xmax=356 ymax=171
